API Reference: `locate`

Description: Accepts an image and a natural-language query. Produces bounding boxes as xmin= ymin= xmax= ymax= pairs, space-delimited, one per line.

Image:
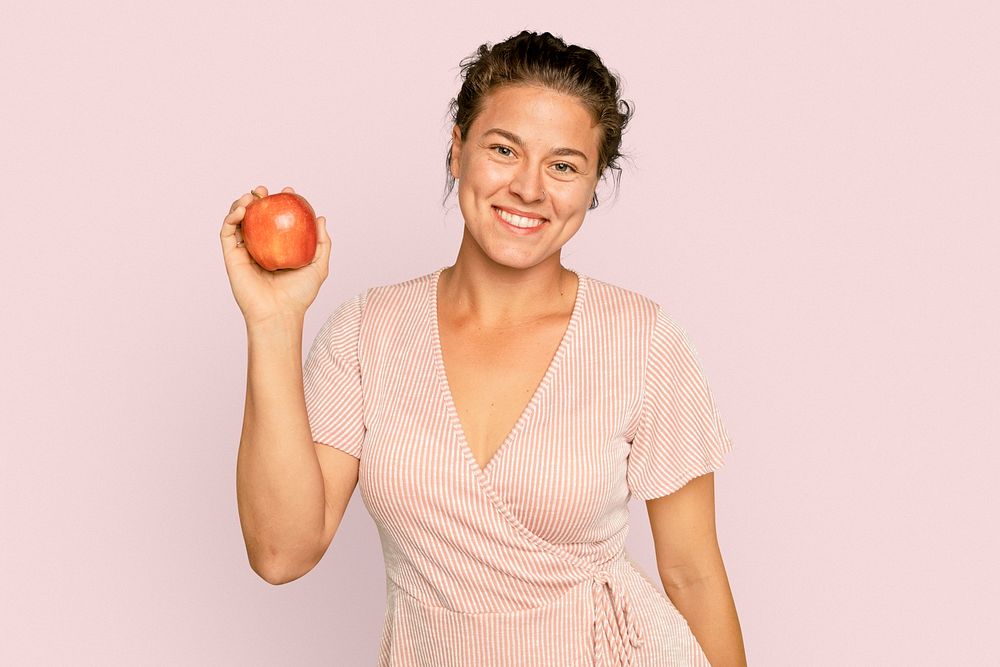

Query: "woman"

xmin=222 ymin=30 xmax=746 ymax=667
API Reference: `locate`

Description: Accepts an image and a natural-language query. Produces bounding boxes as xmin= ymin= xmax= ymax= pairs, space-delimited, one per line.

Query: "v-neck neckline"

xmin=428 ymin=265 xmax=588 ymax=477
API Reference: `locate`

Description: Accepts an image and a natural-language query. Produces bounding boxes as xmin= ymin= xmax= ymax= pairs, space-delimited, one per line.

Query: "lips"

xmin=492 ymin=206 xmax=547 ymax=229
xmin=494 ymin=205 xmax=546 ymax=220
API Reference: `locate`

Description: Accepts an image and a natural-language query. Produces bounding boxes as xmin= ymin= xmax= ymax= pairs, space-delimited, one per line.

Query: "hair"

xmin=444 ymin=30 xmax=634 ymax=210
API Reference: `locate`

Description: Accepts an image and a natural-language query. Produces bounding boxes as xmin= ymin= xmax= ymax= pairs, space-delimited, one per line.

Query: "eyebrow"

xmin=481 ymin=128 xmax=590 ymax=163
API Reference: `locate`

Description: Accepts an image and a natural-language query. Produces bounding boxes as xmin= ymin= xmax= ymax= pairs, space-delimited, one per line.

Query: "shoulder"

xmin=579 ymin=272 xmax=701 ymax=367
xmin=365 ymin=267 xmax=438 ymax=300
xmin=311 ymin=268 xmax=436 ymax=335
xmin=578 ymin=272 xmax=663 ymax=331
xmin=347 ymin=266 xmax=441 ymax=325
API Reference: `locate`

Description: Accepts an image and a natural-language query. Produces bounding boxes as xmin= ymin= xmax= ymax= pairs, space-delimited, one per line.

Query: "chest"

xmin=355 ymin=276 xmax=643 ymax=545
xmin=438 ymin=317 xmax=569 ymax=471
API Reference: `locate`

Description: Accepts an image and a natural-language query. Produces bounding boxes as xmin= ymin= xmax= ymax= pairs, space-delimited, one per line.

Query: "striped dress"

xmin=303 ymin=266 xmax=734 ymax=666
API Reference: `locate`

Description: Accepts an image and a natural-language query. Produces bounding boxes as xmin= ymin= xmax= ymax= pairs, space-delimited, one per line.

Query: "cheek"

xmin=464 ymin=158 xmax=513 ymax=191
xmin=551 ymin=182 xmax=597 ymax=214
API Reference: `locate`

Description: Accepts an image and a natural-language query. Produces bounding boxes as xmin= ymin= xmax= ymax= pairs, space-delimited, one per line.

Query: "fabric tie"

xmin=592 ymin=570 xmax=644 ymax=666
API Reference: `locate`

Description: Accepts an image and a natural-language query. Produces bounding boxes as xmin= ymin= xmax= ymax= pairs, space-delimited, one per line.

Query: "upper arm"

xmin=302 ymin=291 xmax=366 ymax=556
xmin=314 ymin=442 xmax=359 ymax=555
xmin=626 ymin=306 xmax=734 ymax=501
xmin=645 ymin=472 xmax=725 ymax=589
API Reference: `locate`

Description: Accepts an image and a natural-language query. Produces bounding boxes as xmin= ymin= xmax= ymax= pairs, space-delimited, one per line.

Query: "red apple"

xmin=241 ymin=192 xmax=318 ymax=271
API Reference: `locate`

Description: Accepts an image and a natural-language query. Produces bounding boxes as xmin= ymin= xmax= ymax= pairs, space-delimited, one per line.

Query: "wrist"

xmin=245 ymin=310 xmax=306 ymax=336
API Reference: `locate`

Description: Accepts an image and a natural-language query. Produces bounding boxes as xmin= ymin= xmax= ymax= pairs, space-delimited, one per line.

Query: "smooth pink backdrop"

xmin=2 ymin=1 xmax=997 ymax=665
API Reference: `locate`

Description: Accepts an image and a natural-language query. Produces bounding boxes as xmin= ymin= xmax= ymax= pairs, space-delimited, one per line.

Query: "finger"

xmin=281 ymin=186 xmax=295 ymax=194
xmin=251 ymin=185 xmax=268 ymax=198
xmin=223 ymin=200 xmax=247 ymax=228
xmin=220 ymin=206 xmax=247 ymax=250
xmin=230 ymin=192 xmax=253 ymax=213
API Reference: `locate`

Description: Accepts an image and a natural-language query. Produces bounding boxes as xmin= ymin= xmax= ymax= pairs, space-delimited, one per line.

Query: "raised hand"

xmin=220 ymin=185 xmax=331 ymax=326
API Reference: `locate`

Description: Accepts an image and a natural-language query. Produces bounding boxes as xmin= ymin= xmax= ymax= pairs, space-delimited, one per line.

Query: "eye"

xmin=490 ymin=144 xmax=514 ymax=157
xmin=553 ymin=162 xmax=577 ymax=173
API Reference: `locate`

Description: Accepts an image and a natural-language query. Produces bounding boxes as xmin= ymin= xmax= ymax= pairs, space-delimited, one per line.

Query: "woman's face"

xmin=450 ymin=84 xmax=602 ymax=270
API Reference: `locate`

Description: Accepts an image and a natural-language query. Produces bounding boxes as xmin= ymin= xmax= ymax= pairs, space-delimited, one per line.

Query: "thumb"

xmin=313 ymin=216 xmax=330 ymax=267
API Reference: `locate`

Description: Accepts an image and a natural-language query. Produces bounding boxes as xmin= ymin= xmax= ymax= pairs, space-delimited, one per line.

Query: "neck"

xmin=438 ymin=254 xmax=576 ymax=329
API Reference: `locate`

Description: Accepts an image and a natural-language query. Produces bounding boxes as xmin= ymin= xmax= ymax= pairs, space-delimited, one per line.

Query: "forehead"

xmin=472 ymin=85 xmax=601 ymax=156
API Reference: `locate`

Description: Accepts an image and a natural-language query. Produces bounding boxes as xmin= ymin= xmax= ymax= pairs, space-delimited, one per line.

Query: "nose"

xmin=508 ymin=160 xmax=545 ymax=204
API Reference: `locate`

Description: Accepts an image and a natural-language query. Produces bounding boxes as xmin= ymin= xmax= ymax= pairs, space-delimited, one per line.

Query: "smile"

xmin=493 ymin=206 xmax=547 ymax=229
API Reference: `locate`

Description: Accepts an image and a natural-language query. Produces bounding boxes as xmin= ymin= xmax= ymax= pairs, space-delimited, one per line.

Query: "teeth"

xmin=496 ymin=207 xmax=544 ymax=228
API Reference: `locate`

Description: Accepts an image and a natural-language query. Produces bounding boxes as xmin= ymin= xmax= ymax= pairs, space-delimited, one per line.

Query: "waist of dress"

xmin=385 ymin=554 xmax=646 ymax=665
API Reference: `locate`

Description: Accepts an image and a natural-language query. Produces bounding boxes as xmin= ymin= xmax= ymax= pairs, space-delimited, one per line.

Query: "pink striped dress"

xmin=303 ymin=266 xmax=734 ymax=666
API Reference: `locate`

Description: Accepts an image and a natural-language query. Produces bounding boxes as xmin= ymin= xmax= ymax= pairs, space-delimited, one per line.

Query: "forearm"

xmin=236 ymin=314 xmax=325 ymax=584
xmin=663 ymin=569 xmax=747 ymax=667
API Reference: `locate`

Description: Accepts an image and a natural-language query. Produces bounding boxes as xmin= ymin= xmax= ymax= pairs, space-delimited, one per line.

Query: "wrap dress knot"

xmin=592 ymin=569 xmax=644 ymax=667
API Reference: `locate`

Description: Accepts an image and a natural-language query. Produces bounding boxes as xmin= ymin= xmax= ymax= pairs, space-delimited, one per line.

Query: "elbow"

xmin=252 ymin=562 xmax=294 ymax=586
xmin=242 ymin=523 xmax=330 ymax=585
xmin=251 ymin=558 xmax=303 ymax=586
xmin=249 ymin=550 xmax=318 ymax=586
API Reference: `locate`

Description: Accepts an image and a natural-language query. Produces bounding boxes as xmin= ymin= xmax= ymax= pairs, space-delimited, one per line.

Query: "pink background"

xmin=2 ymin=1 xmax=997 ymax=665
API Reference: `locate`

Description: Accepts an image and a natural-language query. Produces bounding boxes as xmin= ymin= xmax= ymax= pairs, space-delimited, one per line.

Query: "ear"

xmin=450 ymin=125 xmax=463 ymax=179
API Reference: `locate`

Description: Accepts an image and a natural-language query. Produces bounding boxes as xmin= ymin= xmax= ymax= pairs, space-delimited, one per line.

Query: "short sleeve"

xmin=626 ymin=306 xmax=735 ymax=500
xmin=302 ymin=290 xmax=367 ymax=459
